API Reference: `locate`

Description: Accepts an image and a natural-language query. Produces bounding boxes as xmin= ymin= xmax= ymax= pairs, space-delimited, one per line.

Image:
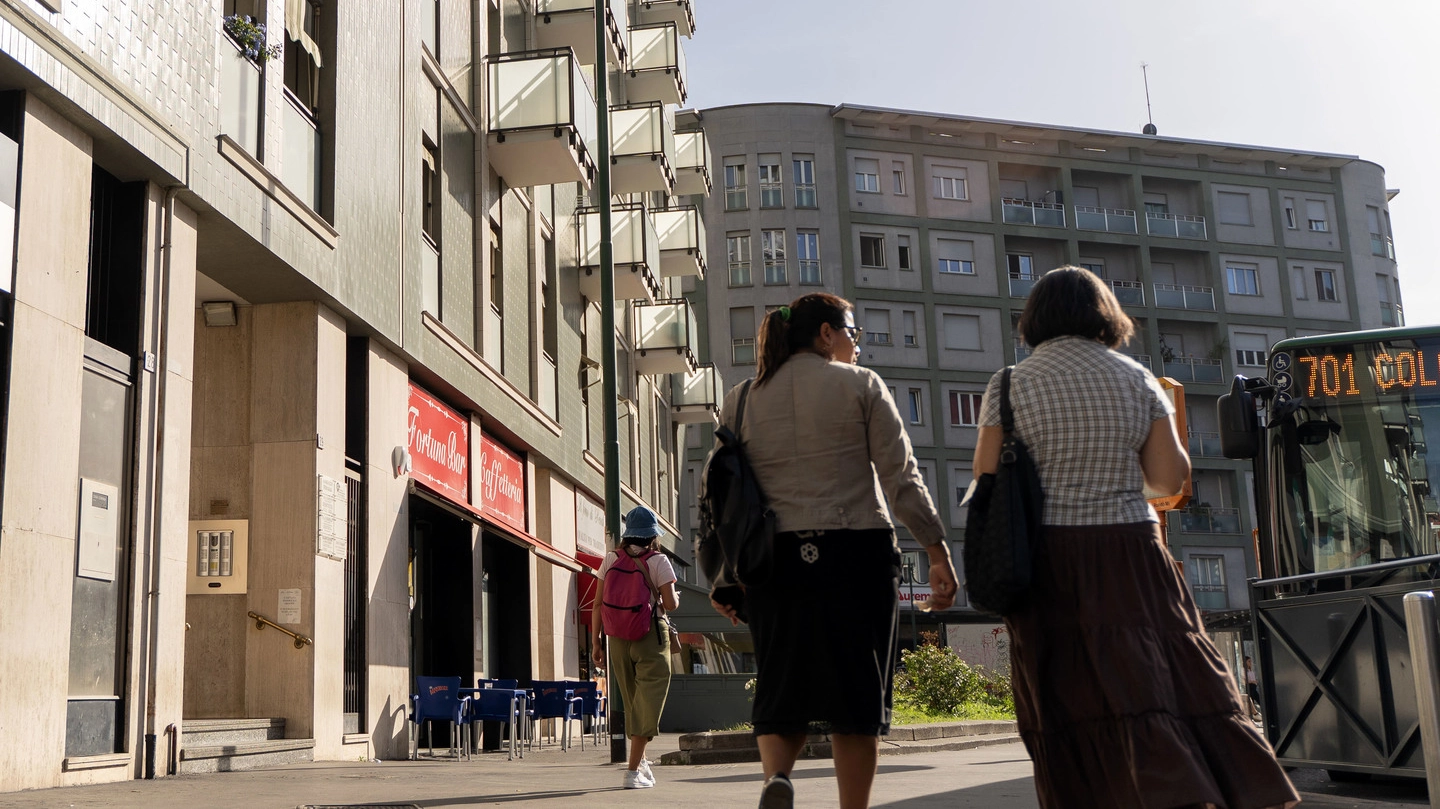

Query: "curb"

xmin=659 ymin=720 xmax=1020 ymax=766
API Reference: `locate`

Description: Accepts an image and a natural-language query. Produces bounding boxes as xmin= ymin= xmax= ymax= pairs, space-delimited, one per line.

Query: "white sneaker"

xmin=623 ymin=769 xmax=655 ymax=789
xmin=638 ymin=757 xmax=655 ymax=783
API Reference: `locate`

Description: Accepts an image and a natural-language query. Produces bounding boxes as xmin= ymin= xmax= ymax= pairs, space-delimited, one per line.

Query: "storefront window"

xmin=677 ymin=631 xmax=756 ymax=675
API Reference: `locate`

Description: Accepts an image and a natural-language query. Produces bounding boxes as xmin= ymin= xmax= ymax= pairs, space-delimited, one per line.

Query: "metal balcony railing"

xmin=1187 ymin=431 xmax=1222 ymax=458
xmin=728 ymin=261 xmax=751 ymax=287
xmin=1002 ymin=198 xmax=1065 ymax=227
xmin=635 ymin=298 xmax=699 ymax=376
xmin=1191 ymin=584 xmax=1228 ymax=610
xmin=1122 ymin=353 xmax=1152 ymax=368
xmin=1009 ymin=273 xmax=1037 ymax=298
xmin=652 ymin=205 xmax=705 ymax=278
xmin=671 ymin=362 xmax=719 ymax=424
xmin=1108 ymin=279 xmax=1144 ymax=306
xmin=486 ymin=49 xmax=598 ymax=188
xmin=627 ymin=23 xmax=687 ymax=106
xmin=798 ymin=260 xmax=821 ymax=285
xmin=281 ymin=89 xmax=321 ymax=211
xmin=219 ymin=35 xmax=261 ymax=155
xmin=673 ymin=129 xmax=711 ymax=196
xmin=579 ymin=202 xmax=660 ymax=302
xmin=634 ymin=0 xmax=695 ymax=37
xmin=535 ymin=0 xmax=627 ymax=66
xmin=763 ymin=261 xmax=787 ymax=285
xmin=1179 ymin=507 xmax=1242 ymax=534
xmin=610 ymin=102 xmax=675 ymax=194
xmin=1153 ymin=283 xmax=1216 ymax=312
xmin=1162 ymin=356 xmax=1224 ymax=384
xmin=1145 ymin=211 xmax=1207 ymax=240
xmin=1381 ymin=302 xmax=1404 ymax=327
xmin=1371 ymin=232 xmax=1396 ymax=259
xmin=1075 ymin=205 xmax=1137 ymax=234
xmin=732 ymin=338 xmax=755 ymax=365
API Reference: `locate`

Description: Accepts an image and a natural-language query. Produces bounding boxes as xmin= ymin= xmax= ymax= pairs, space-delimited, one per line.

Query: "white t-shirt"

xmin=598 ymin=547 xmax=677 ymax=589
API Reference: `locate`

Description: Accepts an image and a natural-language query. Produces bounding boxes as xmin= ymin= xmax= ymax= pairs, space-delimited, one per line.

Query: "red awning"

xmin=576 ymin=549 xmax=605 ymax=625
xmin=409 ymin=479 xmax=585 ymax=572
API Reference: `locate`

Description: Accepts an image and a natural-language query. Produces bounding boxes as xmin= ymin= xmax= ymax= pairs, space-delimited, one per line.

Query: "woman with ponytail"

xmin=710 ymin=293 xmax=958 ymax=809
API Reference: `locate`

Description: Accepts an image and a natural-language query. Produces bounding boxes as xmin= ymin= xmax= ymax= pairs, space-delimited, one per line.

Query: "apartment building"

xmin=679 ymin=102 xmax=1402 ymax=662
xmin=0 ymin=0 xmax=713 ymax=791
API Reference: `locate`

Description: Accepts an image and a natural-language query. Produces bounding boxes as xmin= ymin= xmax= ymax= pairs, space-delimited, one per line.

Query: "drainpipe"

xmin=143 ymin=183 xmax=182 ymax=779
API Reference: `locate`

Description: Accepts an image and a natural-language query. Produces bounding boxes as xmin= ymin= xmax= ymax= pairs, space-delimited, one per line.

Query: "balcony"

xmin=652 ymin=205 xmax=705 ymax=278
xmin=1122 ymin=353 xmax=1152 ymax=368
xmin=1075 ymin=206 xmax=1137 ymax=234
xmin=1180 ymin=507 xmax=1242 ymax=534
xmin=610 ymin=102 xmax=675 ymax=195
xmin=420 ymin=237 xmax=440 ymax=315
xmin=1187 ymin=431 xmax=1222 ymax=458
xmin=1382 ymin=302 xmax=1404 ymax=327
xmin=673 ymin=129 xmax=711 ymax=196
xmin=1162 ymin=356 xmax=1224 ymax=384
xmin=537 ymin=353 xmax=558 ymax=420
xmin=627 ymin=23 xmax=687 ymax=106
xmin=1002 ymin=198 xmax=1064 ymax=228
xmin=486 ymin=49 xmax=598 ymax=190
xmin=1108 ymin=279 xmax=1144 ymax=306
xmin=534 ymin=0 xmax=627 ymax=67
xmin=635 ymin=299 xmax=699 ymax=376
xmin=1154 ymin=283 xmax=1215 ymax=312
xmin=633 ymin=0 xmax=695 ymax=37
xmin=579 ymin=202 xmax=660 ymax=302
xmin=1145 ymin=211 xmax=1207 ymax=240
xmin=219 ymin=35 xmax=261 ymax=155
xmin=671 ymin=363 xmax=719 ymax=424
xmin=1191 ymin=584 xmax=1228 ymax=611
xmin=281 ymin=89 xmax=321 ymax=210
xmin=1371 ymin=232 xmax=1395 ymax=259
xmin=1009 ymin=273 xmax=1037 ymax=298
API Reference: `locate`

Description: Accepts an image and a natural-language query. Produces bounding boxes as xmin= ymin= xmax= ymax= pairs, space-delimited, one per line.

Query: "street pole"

xmin=595 ymin=0 xmax=626 ymax=766
xmin=905 ymin=557 xmax=918 ymax=644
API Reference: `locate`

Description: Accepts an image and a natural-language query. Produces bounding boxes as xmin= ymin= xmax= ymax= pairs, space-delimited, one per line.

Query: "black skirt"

xmin=747 ymin=528 xmax=900 ymax=736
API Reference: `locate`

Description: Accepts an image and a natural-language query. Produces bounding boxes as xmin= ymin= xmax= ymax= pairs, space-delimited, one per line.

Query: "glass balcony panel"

xmin=1146 ymin=212 xmax=1178 ymax=238
xmin=1008 ymin=274 xmax=1036 ymax=298
xmin=673 ymin=129 xmax=711 ymax=196
xmin=219 ymin=37 xmax=261 ymax=155
xmin=1015 ymin=345 xmax=1031 ymax=361
xmin=1191 ymin=586 xmax=1228 ymax=611
xmin=579 ymin=203 xmax=659 ymax=301
xmin=1154 ymin=284 xmax=1186 ymax=309
xmin=281 ymin=90 xmax=321 ymax=210
xmin=634 ymin=0 xmax=694 ymax=37
xmin=1002 ymin=199 xmax=1034 ymax=225
xmin=627 ymin=23 xmax=687 ymax=106
xmin=420 ymin=238 xmax=440 ymax=316
xmin=1075 ymin=208 xmax=1107 ymax=231
xmin=1187 ymin=431 xmax=1222 ymax=458
xmin=1123 ymin=353 xmax=1152 ymax=369
xmin=1184 ymin=286 xmax=1216 ymax=311
xmin=1163 ymin=360 xmax=1194 ymax=382
xmin=1035 ymin=206 xmax=1065 ymax=228
xmin=1109 ymin=280 xmax=1144 ymax=306
xmin=672 ymin=363 xmax=719 ymax=423
xmin=1211 ymin=508 xmax=1242 ymax=533
xmin=486 ymin=50 xmax=597 ymax=188
xmin=652 ymin=205 xmax=705 ymax=278
xmin=1003 ymin=198 xmax=1063 ymax=227
xmin=798 ymin=260 xmax=821 ymax=285
xmin=1180 ymin=511 xmax=1210 ymax=532
xmin=1162 ymin=356 xmax=1222 ymax=383
xmin=635 ymin=299 xmax=697 ymax=375
xmin=538 ymin=353 xmax=558 ymax=420
xmin=1193 ymin=359 xmax=1223 ymax=383
xmin=1108 ymin=209 xmax=1138 ymax=233
xmin=1177 ymin=217 xmax=1207 ymax=240
xmin=534 ymin=0 xmax=626 ymax=66
xmin=610 ymin=102 xmax=675 ymax=194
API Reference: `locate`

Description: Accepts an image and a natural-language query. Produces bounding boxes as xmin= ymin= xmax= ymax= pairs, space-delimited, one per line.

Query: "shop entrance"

xmin=409 ymin=497 xmax=474 ymax=681
xmin=481 ymin=533 xmax=531 ymax=682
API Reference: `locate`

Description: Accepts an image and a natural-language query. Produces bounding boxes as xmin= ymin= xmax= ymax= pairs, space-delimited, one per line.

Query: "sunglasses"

xmin=836 ymin=324 xmax=863 ymax=343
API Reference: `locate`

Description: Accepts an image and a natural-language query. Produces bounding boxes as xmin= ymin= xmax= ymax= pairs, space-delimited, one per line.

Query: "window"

xmin=1292 ymin=267 xmax=1308 ymax=300
xmin=1314 ymin=269 xmax=1337 ymax=302
xmin=793 ymin=155 xmax=816 ymax=208
xmin=892 ymin=162 xmax=907 ymax=195
xmin=933 ymin=167 xmax=968 ymax=200
xmin=937 ymin=238 xmax=975 ymax=275
xmin=796 ymin=231 xmax=821 ymax=285
xmin=1225 ymin=264 xmax=1259 ymax=296
xmin=942 ymin=313 xmax=982 ymax=350
xmin=949 ymin=391 xmax=983 ymax=427
xmin=1235 ymin=348 xmax=1266 ymax=367
xmin=724 ymin=159 xmax=747 ymax=210
xmin=1143 ymin=193 xmax=1169 ymax=215
xmin=865 ymin=310 xmax=891 ymax=346
xmin=1235 ymin=333 xmax=1268 ymax=368
xmin=897 ymin=235 xmax=912 ymax=271
xmin=1007 ymin=253 xmax=1034 ymax=278
xmin=1079 ymin=260 xmax=1105 ymax=278
xmin=902 ymin=311 xmax=917 ymax=347
xmin=761 ymin=229 xmax=786 ymax=284
xmin=759 ymin=155 xmax=783 ymax=208
xmin=906 ymin=389 xmax=924 ymax=424
xmin=421 ymin=140 xmax=439 ymax=244
xmin=727 ymin=232 xmax=751 ymax=286
xmin=854 ymin=158 xmax=879 ymax=193
xmin=1216 ymin=191 xmax=1253 ymax=226
xmin=860 ymin=234 xmax=885 ymax=268
xmin=730 ymin=307 xmax=756 ymax=365
xmin=1283 ymin=197 xmax=1297 ymax=229
xmin=1306 ymin=199 xmax=1328 ymax=232
xmin=542 ymin=233 xmax=558 ymax=361
xmin=1190 ymin=555 xmax=1227 ymax=610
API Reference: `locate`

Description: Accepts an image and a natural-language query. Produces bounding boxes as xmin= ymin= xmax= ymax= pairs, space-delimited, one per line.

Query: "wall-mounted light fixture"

xmin=201 ymin=301 xmax=237 ymax=327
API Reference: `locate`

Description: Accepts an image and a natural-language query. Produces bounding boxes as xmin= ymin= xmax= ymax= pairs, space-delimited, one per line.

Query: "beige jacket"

xmin=718 ymin=352 xmax=946 ymax=547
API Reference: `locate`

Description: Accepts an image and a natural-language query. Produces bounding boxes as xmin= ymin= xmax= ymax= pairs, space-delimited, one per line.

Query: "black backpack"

xmin=696 ymin=379 xmax=775 ymax=622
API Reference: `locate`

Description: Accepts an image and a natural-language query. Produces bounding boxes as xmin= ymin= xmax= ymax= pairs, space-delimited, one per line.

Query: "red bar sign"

xmin=408 ymin=383 xmax=469 ymax=503
xmin=480 ymin=434 xmax=526 ymax=533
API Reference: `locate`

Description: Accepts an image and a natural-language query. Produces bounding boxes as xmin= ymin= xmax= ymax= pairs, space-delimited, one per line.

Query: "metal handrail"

xmin=1075 ymin=204 xmax=1135 ymax=217
xmin=1154 ymin=282 xmax=1214 ymax=294
xmin=1002 ymin=197 xmax=1064 ymax=212
xmin=1146 ymin=211 xmax=1206 ymax=223
xmin=1249 ymin=552 xmax=1440 ymax=590
xmin=248 ymin=610 xmax=314 ymax=649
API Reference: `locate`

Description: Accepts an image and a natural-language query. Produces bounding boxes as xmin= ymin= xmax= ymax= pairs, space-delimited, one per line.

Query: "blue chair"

xmin=409 ymin=676 xmax=473 ymax=760
xmin=465 ymin=687 xmax=526 ymax=760
xmin=530 ymin=680 xmax=583 ymax=751
xmin=566 ymin=680 xmax=607 ymax=746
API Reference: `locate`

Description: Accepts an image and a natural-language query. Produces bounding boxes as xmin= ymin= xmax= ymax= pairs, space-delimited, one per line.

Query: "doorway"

xmin=481 ymin=533 xmax=531 ymax=682
xmin=408 ymin=496 xmax=474 ymax=681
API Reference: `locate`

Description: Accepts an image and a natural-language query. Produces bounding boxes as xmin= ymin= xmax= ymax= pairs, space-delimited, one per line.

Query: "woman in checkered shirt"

xmin=973 ymin=267 xmax=1298 ymax=808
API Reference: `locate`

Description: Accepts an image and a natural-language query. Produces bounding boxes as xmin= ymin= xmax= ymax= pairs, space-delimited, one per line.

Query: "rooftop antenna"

xmin=1141 ymin=63 xmax=1157 ymax=135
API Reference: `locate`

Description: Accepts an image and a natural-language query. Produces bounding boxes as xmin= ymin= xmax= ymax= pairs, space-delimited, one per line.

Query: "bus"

xmin=1219 ymin=325 xmax=1440 ymax=781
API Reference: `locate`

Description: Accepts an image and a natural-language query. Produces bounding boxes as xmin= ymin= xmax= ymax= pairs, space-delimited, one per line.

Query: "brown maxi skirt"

xmin=1005 ymin=522 xmax=1300 ymax=809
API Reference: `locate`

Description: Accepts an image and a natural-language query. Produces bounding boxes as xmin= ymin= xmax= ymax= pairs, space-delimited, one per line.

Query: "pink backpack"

xmin=601 ymin=550 xmax=657 ymax=641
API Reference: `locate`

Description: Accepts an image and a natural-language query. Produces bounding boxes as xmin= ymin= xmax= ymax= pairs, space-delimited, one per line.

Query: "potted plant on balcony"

xmin=223 ymin=15 xmax=282 ymax=64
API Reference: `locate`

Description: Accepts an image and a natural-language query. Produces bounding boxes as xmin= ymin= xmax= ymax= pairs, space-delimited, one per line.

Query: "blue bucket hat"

xmin=621 ymin=505 xmax=663 ymax=541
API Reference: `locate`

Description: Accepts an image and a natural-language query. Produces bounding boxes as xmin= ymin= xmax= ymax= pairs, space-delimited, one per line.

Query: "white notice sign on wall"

xmin=278 ymin=588 xmax=302 ymax=624
xmin=316 ymin=474 xmax=347 ymax=561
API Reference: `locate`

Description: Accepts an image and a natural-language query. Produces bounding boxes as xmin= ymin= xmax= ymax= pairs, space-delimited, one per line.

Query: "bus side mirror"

xmin=1218 ymin=376 xmax=1259 ymax=459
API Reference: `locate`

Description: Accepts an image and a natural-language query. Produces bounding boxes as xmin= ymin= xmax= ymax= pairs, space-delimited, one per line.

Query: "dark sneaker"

xmin=759 ymin=773 xmax=794 ymax=809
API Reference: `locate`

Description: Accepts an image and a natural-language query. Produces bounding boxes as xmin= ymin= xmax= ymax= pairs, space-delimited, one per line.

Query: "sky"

xmin=683 ymin=0 xmax=1440 ymax=325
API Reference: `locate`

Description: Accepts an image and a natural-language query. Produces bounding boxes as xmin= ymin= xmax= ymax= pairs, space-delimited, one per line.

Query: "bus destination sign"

xmin=1273 ymin=344 xmax=1440 ymax=401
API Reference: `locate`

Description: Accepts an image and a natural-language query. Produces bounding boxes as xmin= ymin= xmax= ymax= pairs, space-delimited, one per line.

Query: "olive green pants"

xmin=609 ymin=624 xmax=672 ymax=738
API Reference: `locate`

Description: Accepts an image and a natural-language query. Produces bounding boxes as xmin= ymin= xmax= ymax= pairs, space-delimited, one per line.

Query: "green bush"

xmin=895 ymin=632 xmax=1014 ymax=718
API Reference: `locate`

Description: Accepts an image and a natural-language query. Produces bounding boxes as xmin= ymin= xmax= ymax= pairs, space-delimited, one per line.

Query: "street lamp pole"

xmin=594 ymin=0 xmax=626 ymax=765
xmin=904 ymin=556 xmax=918 ymax=644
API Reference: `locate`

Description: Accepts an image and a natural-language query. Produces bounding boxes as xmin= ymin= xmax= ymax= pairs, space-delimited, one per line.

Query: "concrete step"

xmin=181 ymin=718 xmax=286 ymax=747
xmin=879 ymin=732 xmax=1022 ymax=756
xmin=179 ymin=737 xmax=316 ymax=774
xmin=659 ymin=720 xmax=1020 ymax=766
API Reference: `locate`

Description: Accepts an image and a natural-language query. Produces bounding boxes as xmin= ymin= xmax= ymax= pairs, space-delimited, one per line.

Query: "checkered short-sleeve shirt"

xmin=979 ymin=335 xmax=1174 ymax=526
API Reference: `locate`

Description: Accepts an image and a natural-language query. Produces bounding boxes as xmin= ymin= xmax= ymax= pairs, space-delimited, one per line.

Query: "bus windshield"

xmin=1267 ymin=334 xmax=1440 ymax=578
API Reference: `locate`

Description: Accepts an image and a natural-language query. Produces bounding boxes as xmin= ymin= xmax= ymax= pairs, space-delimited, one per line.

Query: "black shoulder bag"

xmin=962 ymin=367 xmax=1045 ymax=616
